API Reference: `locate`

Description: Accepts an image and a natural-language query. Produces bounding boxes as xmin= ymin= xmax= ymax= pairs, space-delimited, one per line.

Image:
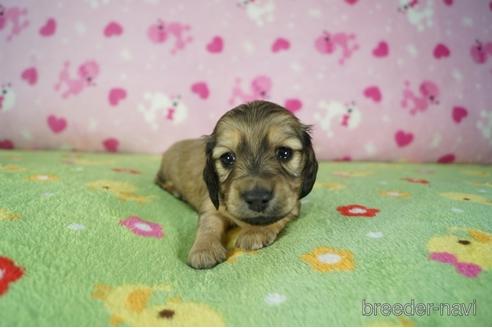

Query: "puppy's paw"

xmin=235 ymin=228 xmax=277 ymax=250
xmin=187 ymin=241 xmax=227 ymax=269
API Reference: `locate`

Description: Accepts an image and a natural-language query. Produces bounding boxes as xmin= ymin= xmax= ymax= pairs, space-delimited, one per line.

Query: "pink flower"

xmin=120 ymin=216 xmax=163 ymax=238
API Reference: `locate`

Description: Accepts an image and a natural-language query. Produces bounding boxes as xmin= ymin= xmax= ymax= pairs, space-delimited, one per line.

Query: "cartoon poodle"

xmin=0 ymin=83 xmax=15 ymax=112
xmin=470 ymin=40 xmax=492 ymax=64
xmin=428 ymin=227 xmax=492 ymax=278
xmin=0 ymin=4 xmax=29 ymax=41
xmin=315 ymin=30 xmax=359 ymax=65
xmin=401 ymin=80 xmax=440 ymax=115
xmin=53 ymin=60 xmax=100 ymax=99
xmin=398 ymin=0 xmax=434 ymax=31
xmin=237 ymin=0 xmax=275 ymax=26
xmin=229 ymin=75 xmax=272 ymax=105
xmin=137 ymin=92 xmax=188 ymax=129
xmin=315 ymin=100 xmax=362 ymax=138
xmin=147 ymin=19 xmax=192 ymax=54
xmin=92 ymin=283 xmax=224 ymax=326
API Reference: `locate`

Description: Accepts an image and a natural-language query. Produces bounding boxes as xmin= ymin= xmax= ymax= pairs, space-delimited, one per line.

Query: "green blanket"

xmin=1 ymin=150 xmax=491 ymax=326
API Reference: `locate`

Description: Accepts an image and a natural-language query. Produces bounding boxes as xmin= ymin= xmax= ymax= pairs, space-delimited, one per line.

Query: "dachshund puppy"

xmin=156 ymin=100 xmax=318 ymax=269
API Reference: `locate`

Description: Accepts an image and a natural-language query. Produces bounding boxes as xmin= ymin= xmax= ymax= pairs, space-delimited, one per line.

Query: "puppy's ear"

xmin=299 ymin=127 xmax=318 ymax=199
xmin=202 ymin=136 xmax=220 ymax=209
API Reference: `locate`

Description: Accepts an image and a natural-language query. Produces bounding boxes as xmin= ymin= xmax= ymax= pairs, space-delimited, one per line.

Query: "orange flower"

xmin=302 ymin=247 xmax=355 ymax=272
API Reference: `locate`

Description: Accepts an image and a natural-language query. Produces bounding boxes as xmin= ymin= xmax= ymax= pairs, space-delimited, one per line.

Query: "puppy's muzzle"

xmin=242 ymin=187 xmax=273 ymax=212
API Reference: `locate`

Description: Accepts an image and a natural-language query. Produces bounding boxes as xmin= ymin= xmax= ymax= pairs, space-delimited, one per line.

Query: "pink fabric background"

xmin=0 ymin=0 xmax=491 ymax=163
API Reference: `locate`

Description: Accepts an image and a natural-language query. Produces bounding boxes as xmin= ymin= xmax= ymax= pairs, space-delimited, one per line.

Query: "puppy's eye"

xmin=220 ymin=152 xmax=236 ymax=167
xmin=276 ymin=147 xmax=293 ymax=161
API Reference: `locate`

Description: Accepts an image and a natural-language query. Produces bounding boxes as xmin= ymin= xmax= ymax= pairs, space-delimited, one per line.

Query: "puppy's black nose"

xmin=243 ymin=188 xmax=273 ymax=212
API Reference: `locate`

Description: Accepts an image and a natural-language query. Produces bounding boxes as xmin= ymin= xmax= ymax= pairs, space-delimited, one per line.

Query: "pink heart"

xmin=272 ymin=38 xmax=290 ymax=53
xmin=39 ymin=18 xmax=56 ymax=37
xmin=108 ymin=88 xmax=127 ymax=106
xmin=395 ymin=130 xmax=414 ymax=147
xmin=363 ymin=86 xmax=382 ymax=103
xmin=284 ymin=99 xmax=302 ymax=112
xmin=206 ymin=36 xmax=223 ymax=53
xmin=443 ymin=0 xmax=453 ymax=5
xmin=104 ymin=21 xmax=123 ymax=38
xmin=437 ymin=153 xmax=455 ymax=163
xmin=191 ymin=82 xmax=210 ymax=99
xmin=21 ymin=67 xmax=38 ymax=86
xmin=47 ymin=115 xmax=67 ymax=134
xmin=433 ymin=43 xmax=450 ymax=59
xmin=0 ymin=139 xmax=14 ymax=149
xmin=103 ymin=138 xmax=119 ymax=152
xmin=372 ymin=41 xmax=389 ymax=58
xmin=452 ymin=106 xmax=468 ymax=123
xmin=345 ymin=0 xmax=358 ymax=4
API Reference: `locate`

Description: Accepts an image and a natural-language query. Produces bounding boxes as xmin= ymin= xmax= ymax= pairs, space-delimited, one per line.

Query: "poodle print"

xmin=428 ymin=227 xmax=492 ymax=278
xmin=53 ymin=60 xmax=100 ymax=99
xmin=137 ymin=92 xmax=188 ymax=129
xmin=477 ymin=111 xmax=492 ymax=146
xmin=237 ymin=0 xmax=275 ymax=26
xmin=147 ymin=19 xmax=192 ymax=54
xmin=398 ymin=0 xmax=434 ymax=31
xmin=315 ymin=100 xmax=362 ymax=138
xmin=0 ymin=4 xmax=29 ymax=41
xmin=229 ymin=75 xmax=272 ymax=105
xmin=92 ymin=283 xmax=224 ymax=326
xmin=401 ymin=80 xmax=440 ymax=115
xmin=0 ymin=83 xmax=15 ymax=112
xmin=470 ymin=40 xmax=492 ymax=64
xmin=315 ymin=31 xmax=359 ymax=65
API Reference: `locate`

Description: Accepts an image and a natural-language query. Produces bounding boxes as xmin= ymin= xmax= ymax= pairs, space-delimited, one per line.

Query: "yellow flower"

xmin=0 ymin=164 xmax=26 ymax=173
xmin=379 ymin=190 xmax=411 ymax=198
xmin=332 ymin=170 xmax=372 ymax=177
xmin=301 ymin=247 xmax=355 ymax=272
xmin=0 ymin=208 xmax=21 ymax=221
xmin=224 ymin=227 xmax=256 ymax=263
xmin=28 ymin=174 xmax=58 ymax=182
xmin=316 ymin=182 xmax=346 ymax=191
xmin=87 ymin=180 xmax=154 ymax=203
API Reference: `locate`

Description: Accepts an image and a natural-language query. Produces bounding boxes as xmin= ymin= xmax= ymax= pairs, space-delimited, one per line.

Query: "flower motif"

xmin=336 ymin=204 xmax=380 ymax=217
xmin=316 ymin=182 xmax=346 ymax=191
xmin=225 ymin=227 xmax=256 ymax=263
xmin=402 ymin=177 xmax=429 ymax=185
xmin=301 ymin=247 xmax=355 ymax=272
xmin=0 ymin=164 xmax=26 ymax=173
xmin=112 ymin=167 xmax=141 ymax=175
xmin=264 ymin=293 xmax=287 ymax=305
xmin=87 ymin=180 xmax=154 ymax=203
xmin=0 ymin=208 xmax=21 ymax=221
xmin=120 ymin=216 xmax=163 ymax=238
xmin=28 ymin=174 xmax=58 ymax=182
xmin=332 ymin=170 xmax=372 ymax=177
xmin=0 ymin=256 xmax=24 ymax=295
xmin=379 ymin=190 xmax=411 ymax=198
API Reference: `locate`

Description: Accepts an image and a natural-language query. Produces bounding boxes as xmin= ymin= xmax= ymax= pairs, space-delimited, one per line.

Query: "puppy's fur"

xmin=156 ymin=101 xmax=318 ymax=269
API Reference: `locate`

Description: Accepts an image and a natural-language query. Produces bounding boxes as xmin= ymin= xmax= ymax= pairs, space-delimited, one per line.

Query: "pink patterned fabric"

xmin=0 ymin=0 xmax=491 ymax=162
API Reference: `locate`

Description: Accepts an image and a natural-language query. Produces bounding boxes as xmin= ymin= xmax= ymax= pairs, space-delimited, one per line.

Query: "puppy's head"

xmin=203 ymin=101 xmax=318 ymax=226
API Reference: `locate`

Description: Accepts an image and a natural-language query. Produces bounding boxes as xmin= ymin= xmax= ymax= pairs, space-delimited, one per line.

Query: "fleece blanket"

xmin=0 ymin=150 xmax=491 ymax=326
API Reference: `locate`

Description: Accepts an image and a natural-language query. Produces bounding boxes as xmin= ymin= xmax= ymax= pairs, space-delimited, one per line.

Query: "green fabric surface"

xmin=1 ymin=150 xmax=491 ymax=326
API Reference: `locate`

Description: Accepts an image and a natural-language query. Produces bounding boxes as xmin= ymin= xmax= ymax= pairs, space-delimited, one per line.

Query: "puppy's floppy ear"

xmin=299 ymin=126 xmax=318 ymax=199
xmin=202 ymin=136 xmax=220 ymax=209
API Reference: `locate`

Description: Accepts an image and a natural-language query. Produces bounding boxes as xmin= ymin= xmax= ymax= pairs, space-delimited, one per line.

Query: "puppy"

xmin=156 ymin=100 xmax=318 ymax=269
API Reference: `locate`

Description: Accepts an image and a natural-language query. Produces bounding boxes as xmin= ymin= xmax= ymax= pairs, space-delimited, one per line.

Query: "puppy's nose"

xmin=243 ymin=188 xmax=273 ymax=212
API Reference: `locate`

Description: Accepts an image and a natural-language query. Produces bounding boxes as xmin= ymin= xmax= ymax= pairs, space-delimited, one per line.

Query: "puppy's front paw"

xmin=235 ymin=228 xmax=277 ymax=250
xmin=188 ymin=241 xmax=227 ymax=269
